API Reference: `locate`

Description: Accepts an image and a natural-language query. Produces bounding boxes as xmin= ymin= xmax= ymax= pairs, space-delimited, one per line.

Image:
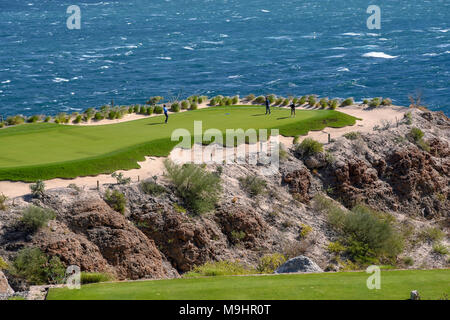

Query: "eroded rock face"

xmin=132 ymin=208 xmax=225 ymax=272
xmin=215 ymin=205 xmax=268 ymax=247
xmin=0 ymin=270 xmax=14 ymax=295
xmin=283 ymin=168 xmax=312 ymax=203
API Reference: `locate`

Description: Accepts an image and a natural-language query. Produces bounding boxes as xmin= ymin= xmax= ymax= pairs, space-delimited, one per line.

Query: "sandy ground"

xmin=0 ymin=103 xmax=407 ymax=198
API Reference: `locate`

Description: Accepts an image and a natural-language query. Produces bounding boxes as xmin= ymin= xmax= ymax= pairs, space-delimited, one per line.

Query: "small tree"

xmin=111 ymin=172 xmax=131 ymax=185
xmin=21 ymin=206 xmax=56 ymax=232
xmin=104 ymin=189 xmax=127 ymax=214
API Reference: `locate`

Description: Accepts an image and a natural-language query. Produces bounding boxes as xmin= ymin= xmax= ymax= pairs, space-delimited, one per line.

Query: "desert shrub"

xmin=299 ymin=223 xmax=313 ymax=239
xmin=27 ymin=115 xmax=41 ymax=123
xmin=133 ymin=105 xmax=140 ymax=113
xmin=209 ymin=97 xmax=218 ymax=106
xmin=73 ymin=115 xmax=82 ymax=124
xmin=111 ymin=172 xmax=131 ymax=185
xmin=381 ymin=98 xmax=392 ymax=106
xmin=404 ymin=112 xmax=413 ymax=125
xmin=254 ymin=96 xmax=265 ymax=104
xmin=11 ymin=247 xmax=65 ymax=285
xmin=190 ymin=102 xmax=198 ymax=110
xmin=184 ymin=260 xmax=254 ymax=277
xmin=281 ymin=98 xmax=290 ymax=106
xmin=30 ymin=180 xmax=45 ymax=198
xmin=0 ymin=257 xmax=8 ymax=270
xmin=146 ymin=96 xmax=163 ymax=105
xmin=308 ymin=95 xmax=316 ymax=106
xmin=327 ymin=241 xmax=347 ymax=254
xmin=170 ymin=103 xmax=181 ymax=112
xmin=274 ymin=97 xmax=282 ymax=105
xmin=0 ymin=121 xmax=5 ymax=128
xmin=197 ymin=96 xmax=204 ymax=104
xmin=267 ymin=95 xmax=275 ymax=104
xmin=296 ymin=138 xmax=323 ymax=157
xmin=140 ymin=180 xmax=166 ymax=196
xmin=278 ymin=143 xmax=289 ymax=161
xmin=329 ymin=99 xmax=338 ymax=110
xmin=417 ymin=139 xmax=430 ymax=152
xmin=409 ymin=127 xmax=424 ymax=142
xmin=43 ymin=116 xmax=52 ymax=123
xmin=327 ymin=204 xmax=403 ymax=265
xmin=139 ymin=106 xmax=147 ymax=114
xmin=238 ymin=175 xmax=266 ymax=196
xmin=244 ymin=94 xmax=255 ymax=101
xmin=154 ymin=105 xmax=163 ymax=114
xmin=21 ymin=206 xmax=56 ymax=232
xmin=81 ymin=272 xmax=114 ymax=284
xmin=257 ymin=253 xmax=287 ymax=273
xmin=283 ymin=241 xmax=309 ymax=259
xmin=341 ymin=98 xmax=354 ymax=107
xmin=224 ymin=97 xmax=233 ymax=105
xmin=432 ymin=243 xmax=449 ymax=255
xmin=104 ymin=190 xmax=127 ymax=214
xmin=292 ymin=97 xmax=298 ymax=105
xmin=299 ymin=96 xmax=307 ymax=105
xmin=293 ymin=135 xmax=301 ymax=144
xmin=67 ymin=183 xmax=81 ymax=192
xmin=343 ymin=131 xmax=361 ymax=140
xmin=6 ymin=115 xmax=25 ymax=125
xmin=181 ymin=100 xmax=190 ymax=110
xmin=55 ymin=112 xmax=69 ymax=124
xmin=402 ymin=256 xmax=414 ymax=266
xmin=94 ymin=112 xmax=104 ymax=121
xmin=420 ymin=227 xmax=445 ymax=242
xmin=319 ymin=98 xmax=328 ymax=109
xmin=0 ymin=193 xmax=7 ymax=211
xmin=231 ymin=230 xmax=246 ymax=242
xmin=363 ymin=99 xmax=369 ymax=105
xmin=145 ymin=106 xmax=153 ymax=115
xmin=369 ymin=97 xmax=381 ymax=108
xmin=127 ymin=106 xmax=133 ymax=113
xmin=232 ymin=95 xmax=239 ymax=104
xmin=164 ymin=160 xmax=222 ymax=215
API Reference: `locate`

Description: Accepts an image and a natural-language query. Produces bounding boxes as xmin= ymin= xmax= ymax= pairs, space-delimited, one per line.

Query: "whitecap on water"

xmin=228 ymin=75 xmax=242 ymax=79
xmin=157 ymin=57 xmax=172 ymax=60
xmin=183 ymin=46 xmax=195 ymax=51
xmin=261 ymin=9 xmax=270 ymax=13
xmin=337 ymin=67 xmax=350 ymax=72
xmin=341 ymin=32 xmax=363 ymax=36
xmin=1 ymin=80 xmax=11 ymax=84
xmin=53 ymin=77 xmax=70 ymax=83
xmin=362 ymin=52 xmax=398 ymax=59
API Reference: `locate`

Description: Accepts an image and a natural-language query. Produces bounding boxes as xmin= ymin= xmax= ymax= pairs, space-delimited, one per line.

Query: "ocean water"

xmin=0 ymin=0 xmax=449 ymax=117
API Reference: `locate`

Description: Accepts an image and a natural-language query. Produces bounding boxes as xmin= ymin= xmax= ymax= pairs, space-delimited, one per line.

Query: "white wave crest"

xmin=362 ymin=52 xmax=398 ymax=59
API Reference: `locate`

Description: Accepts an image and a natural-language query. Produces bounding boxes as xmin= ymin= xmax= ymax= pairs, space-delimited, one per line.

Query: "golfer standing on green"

xmin=265 ymin=96 xmax=271 ymax=115
xmin=163 ymin=105 xmax=169 ymax=123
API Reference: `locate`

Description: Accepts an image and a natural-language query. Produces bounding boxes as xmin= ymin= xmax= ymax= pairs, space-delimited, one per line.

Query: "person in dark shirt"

xmin=265 ymin=96 xmax=271 ymax=115
xmin=290 ymin=102 xmax=296 ymax=117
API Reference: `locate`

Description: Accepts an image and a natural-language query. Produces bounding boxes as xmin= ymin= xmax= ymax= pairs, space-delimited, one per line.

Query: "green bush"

xmin=281 ymin=98 xmax=290 ymax=106
xmin=0 ymin=256 xmax=8 ymax=270
xmin=343 ymin=131 xmax=361 ymax=140
xmin=296 ymin=138 xmax=323 ymax=157
xmin=184 ymin=260 xmax=254 ymax=278
xmin=133 ymin=105 xmax=140 ymax=113
xmin=238 ymin=175 xmax=266 ymax=196
xmin=257 ymin=254 xmax=287 ymax=273
xmin=420 ymin=227 xmax=445 ymax=242
xmin=81 ymin=272 xmax=114 ymax=284
xmin=11 ymin=247 xmax=65 ymax=285
xmin=341 ymin=98 xmax=354 ymax=107
xmin=0 ymin=121 xmax=5 ymax=128
xmin=145 ymin=106 xmax=154 ymax=115
xmin=21 ymin=206 xmax=56 ymax=232
xmin=73 ymin=115 xmax=82 ymax=124
xmin=369 ymin=98 xmax=381 ymax=108
xmin=254 ymin=96 xmax=265 ymax=104
xmin=326 ymin=203 xmax=404 ymax=265
xmin=432 ymin=243 xmax=449 ymax=255
xmin=274 ymin=97 xmax=283 ymax=105
xmin=140 ymin=180 xmax=166 ymax=196
xmin=231 ymin=96 xmax=239 ymax=104
xmin=0 ymin=193 xmax=7 ymax=211
xmin=402 ymin=256 xmax=414 ymax=266
xmin=319 ymin=98 xmax=328 ymax=109
xmin=190 ymin=102 xmax=198 ymax=110
xmin=104 ymin=190 xmax=127 ymax=214
xmin=94 ymin=112 xmax=104 ymax=121
xmin=308 ymin=95 xmax=316 ymax=106
xmin=181 ymin=100 xmax=190 ymax=110
xmin=111 ymin=172 xmax=131 ymax=185
xmin=30 ymin=180 xmax=45 ymax=197
xmin=329 ymin=99 xmax=338 ymax=110
xmin=6 ymin=115 xmax=25 ymax=126
xmin=381 ymin=98 xmax=392 ymax=106
xmin=410 ymin=127 xmax=424 ymax=142
xmin=244 ymin=94 xmax=255 ymax=101
xmin=164 ymin=160 xmax=222 ymax=215
xmin=146 ymin=96 xmax=163 ymax=105
xmin=363 ymin=99 xmax=369 ymax=105
xmin=27 ymin=115 xmax=41 ymax=123
xmin=299 ymin=96 xmax=307 ymax=105
xmin=171 ymin=103 xmax=181 ymax=112
xmin=139 ymin=106 xmax=147 ymax=114
xmin=154 ymin=105 xmax=163 ymax=114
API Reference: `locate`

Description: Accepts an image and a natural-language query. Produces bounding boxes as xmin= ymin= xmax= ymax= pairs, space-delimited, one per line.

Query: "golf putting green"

xmin=0 ymin=106 xmax=357 ymax=181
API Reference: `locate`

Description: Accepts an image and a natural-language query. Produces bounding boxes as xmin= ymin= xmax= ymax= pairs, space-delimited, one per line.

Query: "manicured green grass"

xmin=47 ymin=269 xmax=449 ymax=300
xmin=0 ymin=106 xmax=357 ymax=181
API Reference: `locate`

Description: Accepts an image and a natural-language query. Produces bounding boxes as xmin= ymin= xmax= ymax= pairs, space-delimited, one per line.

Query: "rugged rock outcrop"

xmin=283 ymin=168 xmax=312 ymax=203
xmin=275 ymin=256 xmax=323 ymax=274
xmin=0 ymin=270 xmax=14 ymax=295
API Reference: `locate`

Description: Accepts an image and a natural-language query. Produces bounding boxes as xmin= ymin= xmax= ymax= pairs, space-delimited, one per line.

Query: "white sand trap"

xmin=0 ymin=104 xmax=407 ymax=199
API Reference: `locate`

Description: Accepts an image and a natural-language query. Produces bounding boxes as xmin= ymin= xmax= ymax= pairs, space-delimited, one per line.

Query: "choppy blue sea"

xmin=0 ymin=0 xmax=449 ymax=117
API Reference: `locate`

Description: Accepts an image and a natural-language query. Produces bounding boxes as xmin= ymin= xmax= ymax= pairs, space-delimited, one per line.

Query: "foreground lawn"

xmin=0 ymin=106 xmax=356 ymax=181
xmin=47 ymin=269 xmax=449 ymax=300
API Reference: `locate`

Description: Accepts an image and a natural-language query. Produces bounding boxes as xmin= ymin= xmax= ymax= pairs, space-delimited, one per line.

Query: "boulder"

xmin=0 ymin=270 xmax=14 ymax=295
xmin=275 ymin=256 xmax=323 ymax=274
